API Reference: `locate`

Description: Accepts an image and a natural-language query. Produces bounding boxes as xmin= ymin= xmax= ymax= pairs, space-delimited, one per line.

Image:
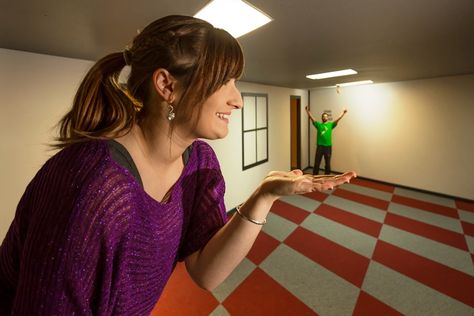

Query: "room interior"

xmin=1 ymin=0 xmax=473 ymax=315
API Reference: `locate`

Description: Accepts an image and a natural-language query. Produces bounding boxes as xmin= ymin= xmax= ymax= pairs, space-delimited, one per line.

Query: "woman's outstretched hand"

xmin=260 ymin=169 xmax=357 ymax=199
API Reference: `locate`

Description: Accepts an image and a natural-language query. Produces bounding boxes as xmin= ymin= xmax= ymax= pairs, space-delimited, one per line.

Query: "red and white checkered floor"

xmin=152 ymin=178 xmax=474 ymax=315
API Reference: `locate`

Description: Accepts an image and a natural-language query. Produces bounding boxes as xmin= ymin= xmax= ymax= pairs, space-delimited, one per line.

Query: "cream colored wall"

xmin=0 ymin=48 xmax=93 ymax=242
xmin=309 ymin=75 xmax=474 ymax=199
xmin=0 ymin=49 xmax=308 ymax=241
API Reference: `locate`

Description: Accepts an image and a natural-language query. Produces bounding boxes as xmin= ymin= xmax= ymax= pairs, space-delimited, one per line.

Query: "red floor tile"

xmin=373 ymin=240 xmax=474 ymax=308
xmin=385 ymin=213 xmax=468 ymax=251
xmin=351 ymin=178 xmax=395 ymax=193
xmin=333 ymin=188 xmax=390 ymax=210
xmin=456 ymin=199 xmax=474 ymax=213
xmin=247 ymin=231 xmax=281 ymax=265
xmin=285 ymin=227 xmax=370 ymax=287
xmin=151 ymin=262 xmax=219 ymax=316
xmin=304 ymin=190 xmax=329 ymax=202
xmin=223 ymin=268 xmax=317 ymax=316
xmin=392 ymin=194 xmax=459 ymax=219
xmin=352 ymin=291 xmax=404 ymax=316
xmin=315 ymin=204 xmax=382 ymax=238
xmin=461 ymin=221 xmax=474 ymax=237
xmin=271 ymin=199 xmax=311 ymax=224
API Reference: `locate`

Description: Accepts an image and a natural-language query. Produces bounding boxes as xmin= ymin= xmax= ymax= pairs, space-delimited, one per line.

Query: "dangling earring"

xmin=167 ymin=103 xmax=175 ymax=121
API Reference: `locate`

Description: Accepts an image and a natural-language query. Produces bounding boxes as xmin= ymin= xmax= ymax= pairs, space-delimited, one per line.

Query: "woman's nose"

xmin=229 ymin=82 xmax=243 ymax=109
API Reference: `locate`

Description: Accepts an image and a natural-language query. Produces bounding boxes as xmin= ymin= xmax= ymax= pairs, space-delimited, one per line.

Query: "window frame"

xmin=241 ymin=93 xmax=269 ymax=170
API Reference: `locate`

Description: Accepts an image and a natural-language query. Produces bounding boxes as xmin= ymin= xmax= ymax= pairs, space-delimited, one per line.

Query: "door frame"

xmin=290 ymin=95 xmax=301 ymax=170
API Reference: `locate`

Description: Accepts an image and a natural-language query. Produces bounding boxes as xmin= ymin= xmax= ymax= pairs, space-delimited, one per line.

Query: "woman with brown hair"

xmin=0 ymin=15 xmax=355 ymax=315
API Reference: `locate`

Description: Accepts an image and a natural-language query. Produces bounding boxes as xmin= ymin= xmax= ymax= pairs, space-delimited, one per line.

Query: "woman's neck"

xmin=115 ymin=121 xmax=195 ymax=202
xmin=132 ymin=118 xmax=194 ymax=164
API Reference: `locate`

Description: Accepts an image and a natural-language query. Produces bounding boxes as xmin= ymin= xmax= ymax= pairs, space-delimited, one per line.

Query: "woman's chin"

xmin=206 ymin=129 xmax=229 ymax=140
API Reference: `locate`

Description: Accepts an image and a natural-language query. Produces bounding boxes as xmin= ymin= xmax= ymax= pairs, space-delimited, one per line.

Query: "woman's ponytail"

xmin=55 ymin=52 xmax=140 ymax=147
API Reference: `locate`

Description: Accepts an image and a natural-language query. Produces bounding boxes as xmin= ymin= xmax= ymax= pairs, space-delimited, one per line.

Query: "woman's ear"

xmin=152 ymin=68 xmax=177 ymax=103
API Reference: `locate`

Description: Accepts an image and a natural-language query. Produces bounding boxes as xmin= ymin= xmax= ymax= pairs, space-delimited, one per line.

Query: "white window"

xmin=242 ymin=93 xmax=268 ymax=170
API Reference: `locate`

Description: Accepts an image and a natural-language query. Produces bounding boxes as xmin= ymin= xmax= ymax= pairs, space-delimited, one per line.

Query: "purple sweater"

xmin=0 ymin=140 xmax=227 ymax=315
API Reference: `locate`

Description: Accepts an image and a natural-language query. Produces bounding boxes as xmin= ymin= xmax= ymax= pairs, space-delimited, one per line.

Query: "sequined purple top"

xmin=0 ymin=140 xmax=227 ymax=315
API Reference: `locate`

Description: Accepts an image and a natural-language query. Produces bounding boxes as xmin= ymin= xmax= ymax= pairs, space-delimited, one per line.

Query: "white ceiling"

xmin=1 ymin=0 xmax=474 ymax=89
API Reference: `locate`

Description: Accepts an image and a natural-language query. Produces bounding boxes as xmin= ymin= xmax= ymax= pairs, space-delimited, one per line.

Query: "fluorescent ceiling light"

xmin=306 ymin=69 xmax=357 ymax=80
xmin=195 ymin=0 xmax=272 ymax=38
xmin=336 ymin=80 xmax=374 ymax=87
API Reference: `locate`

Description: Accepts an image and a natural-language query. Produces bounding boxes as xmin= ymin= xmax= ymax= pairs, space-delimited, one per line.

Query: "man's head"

xmin=321 ymin=112 xmax=329 ymax=122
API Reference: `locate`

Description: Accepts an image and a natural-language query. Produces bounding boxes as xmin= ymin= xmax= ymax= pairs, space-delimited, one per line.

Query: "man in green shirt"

xmin=305 ymin=107 xmax=347 ymax=175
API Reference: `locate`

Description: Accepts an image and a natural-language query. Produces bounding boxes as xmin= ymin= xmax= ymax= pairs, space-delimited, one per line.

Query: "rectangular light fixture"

xmin=306 ymin=69 xmax=357 ymax=80
xmin=195 ymin=0 xmax=272 ymax=38
xmin=336 ymin=80 xmax=373 ymax=87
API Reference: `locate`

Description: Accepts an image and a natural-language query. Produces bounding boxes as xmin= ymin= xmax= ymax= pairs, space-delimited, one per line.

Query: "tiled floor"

xmin=152 ymin=178 xmax=474 ymax=315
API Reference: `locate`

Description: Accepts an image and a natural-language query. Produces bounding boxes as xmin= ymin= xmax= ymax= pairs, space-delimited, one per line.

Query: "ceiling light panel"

xmin=306 ymin=69 xmax=357 ymax=80
xmin=195 ymin=0 xmax=272 ymax=38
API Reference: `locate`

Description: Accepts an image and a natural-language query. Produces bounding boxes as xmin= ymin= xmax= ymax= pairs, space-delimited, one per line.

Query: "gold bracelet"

xmin=235 ymin=204 xmax=267 ymax=225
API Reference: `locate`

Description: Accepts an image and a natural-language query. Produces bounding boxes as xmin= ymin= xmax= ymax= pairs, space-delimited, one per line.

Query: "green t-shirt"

xmin=313 ymin=121 xmax=336 ymax=146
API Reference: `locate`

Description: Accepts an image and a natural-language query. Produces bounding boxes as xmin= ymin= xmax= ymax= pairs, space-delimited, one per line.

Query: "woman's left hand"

xmin=260 ymin=169 xmax=357 ymax=199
